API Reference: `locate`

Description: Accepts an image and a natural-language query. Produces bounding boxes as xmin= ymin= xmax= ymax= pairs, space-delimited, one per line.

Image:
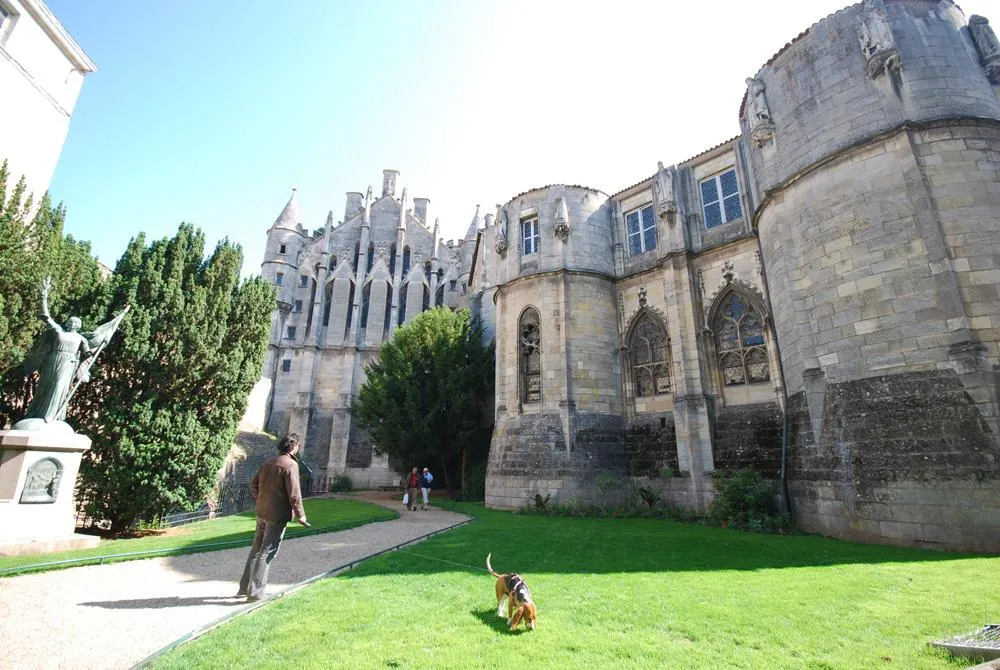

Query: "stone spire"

xmin=270 ymin=188 xmax=299 ymax=230
xmin=325 ymin=210 xmax=334 ymax=229
xmin=464 ymin=204 xmax=482 ymax=240
xmin=432 ymin=218 xmax=440 ymax=260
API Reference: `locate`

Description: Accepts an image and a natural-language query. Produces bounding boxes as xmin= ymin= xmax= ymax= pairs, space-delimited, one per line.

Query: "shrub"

xmin=637 ymin=486 xmax=661 ymax=508
xmin=331 ymin=474 xmax=353 ymax=492
xmin=708 ymin=468 xmax=790 ymax=531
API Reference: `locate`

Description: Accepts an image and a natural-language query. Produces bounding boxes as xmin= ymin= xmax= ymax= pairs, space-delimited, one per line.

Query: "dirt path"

xmin=0 ymin=494 xmax=468 ymax=670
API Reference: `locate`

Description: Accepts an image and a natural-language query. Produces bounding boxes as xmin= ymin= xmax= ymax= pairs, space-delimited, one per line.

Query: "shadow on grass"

xmin=338 ymin=501 xmax=993 ymax=580
xmin=471 ymin=608 xmax=527 ymax=635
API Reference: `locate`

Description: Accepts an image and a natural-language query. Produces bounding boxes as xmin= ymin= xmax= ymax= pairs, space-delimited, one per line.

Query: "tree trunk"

xmin=440 ymin=455 xmax=454 ymax=499
xmin=460 ymin=444 xmax=467 ymax=500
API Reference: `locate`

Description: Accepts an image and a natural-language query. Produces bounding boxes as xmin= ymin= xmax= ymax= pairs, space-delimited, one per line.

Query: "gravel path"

xmin=0 ymin=495 xmax=469 ymax=670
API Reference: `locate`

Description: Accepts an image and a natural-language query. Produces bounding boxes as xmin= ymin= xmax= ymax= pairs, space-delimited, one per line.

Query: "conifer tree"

xmin=73 ymin=224 xmax=274 ymax=533
xmin=354 ymin=307 xmax=494 ymax=497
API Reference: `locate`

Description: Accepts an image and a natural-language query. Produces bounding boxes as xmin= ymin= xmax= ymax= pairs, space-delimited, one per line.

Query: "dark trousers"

xmin=238 ymin=518 xmax=287 ymax=599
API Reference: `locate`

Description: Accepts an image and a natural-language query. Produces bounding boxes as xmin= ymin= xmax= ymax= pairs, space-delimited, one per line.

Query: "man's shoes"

xmin=235 ymin=590 xmax=248 ymax=598
xmin=246 ymin=595 xmax=262 ymax=603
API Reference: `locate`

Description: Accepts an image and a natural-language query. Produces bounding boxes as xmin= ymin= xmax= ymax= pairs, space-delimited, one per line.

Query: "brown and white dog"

xmin=486 ymin=552 xmax=537 ymax=631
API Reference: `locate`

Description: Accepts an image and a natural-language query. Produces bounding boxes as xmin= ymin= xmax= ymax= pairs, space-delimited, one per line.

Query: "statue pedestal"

xmin=0 ymin=428 xmax=101 ymax=556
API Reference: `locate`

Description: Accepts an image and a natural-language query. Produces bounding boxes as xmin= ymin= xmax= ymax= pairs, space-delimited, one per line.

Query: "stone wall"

xmin=711 ymin=402 xmax=782 ymax=478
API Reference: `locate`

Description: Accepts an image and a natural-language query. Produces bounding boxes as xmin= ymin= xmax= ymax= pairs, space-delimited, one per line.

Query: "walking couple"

xmin=404 ymin=466 xmax=433 ymax=511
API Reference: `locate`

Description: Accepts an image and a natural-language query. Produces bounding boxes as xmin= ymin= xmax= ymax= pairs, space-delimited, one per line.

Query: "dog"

xmin=486 ymin=552 xmax=537 ymax=631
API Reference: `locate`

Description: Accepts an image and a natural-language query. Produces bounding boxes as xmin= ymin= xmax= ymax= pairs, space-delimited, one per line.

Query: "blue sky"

xmin=47 ymin=0 xmax=995 ymax=273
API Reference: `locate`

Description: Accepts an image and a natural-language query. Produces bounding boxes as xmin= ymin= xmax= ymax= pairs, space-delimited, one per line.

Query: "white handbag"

xmin=402 ymin=492 xmax=409 ymax=506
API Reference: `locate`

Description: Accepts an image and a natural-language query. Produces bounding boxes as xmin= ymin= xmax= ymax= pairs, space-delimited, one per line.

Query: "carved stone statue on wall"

xmin=553 ymin=197 xmax=570 ymax=241
xmin=969 ymin=15 xmax=1000 ymax=83
xmin=652 ymin=161 xmax=677 ymax=222
xmin=858 ymin=0 xmax=901 ymax=79
xmin=495 ymin=206 xmax=509 ymax=257
xmin=17 ymin=278 xmax=129 ymax=430
xmin=745 ymin=77 xmax=776 ymax=147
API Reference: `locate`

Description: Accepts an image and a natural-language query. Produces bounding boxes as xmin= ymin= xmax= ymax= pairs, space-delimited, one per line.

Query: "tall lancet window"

xmin=519 ymin=307 xmax=541 ymax=404
xmin=714 ymin=293 xmax=770 ymax=386
xmin=629 ymin=314 xmax=670 ymax=397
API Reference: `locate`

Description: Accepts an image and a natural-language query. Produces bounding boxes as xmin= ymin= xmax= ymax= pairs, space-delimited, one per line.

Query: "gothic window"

xmin=449 ymin=279 xmax=457 ymax=291
xmin=383 ymin=285 xmax=393 ymax=332
xmin=714 ymin=293 xmax=770 ymax=386
xmin=344 ymin=282 xmax=355 ymax=336
xmin=700 ymin=169 xmax=742 ymax=228
xmin=389 ymin=244 xmax=397 ymax=275
xmin=435 ymin=285 xmax=444 ymax=306
xmin=522 ymin=217 xmax=539 ymax=255
xmin=625 ymin=204 xmax=657 ymax=256
xmin=423 ymin=285 xmax=430 ymax=311
xmin=519 ymin=308 xmax=541 ymax=404
xmin=360 ymin=284 xmax=371 ymax=328
xmin=353 ymin=242 xmax=360 ymax=271
xmin=402 ymin=247 xmax=411 ymax=277
xmin=398 ymin=284 xmax=407 ymax=326
xmin=629 ymin=314 xmax=670 ymax=397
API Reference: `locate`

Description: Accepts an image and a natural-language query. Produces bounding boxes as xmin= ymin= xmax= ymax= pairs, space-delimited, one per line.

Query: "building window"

xmin=700 ymin=169 xmax=742 ymax=229
xmin=278 ymin=244 xmax=287 ymax=254
xmin=286 ymin=326 xmax=296 ymax=339
xmin=299 ymin=275 xmax=309 ymax=287
xmin=629 ymin=314 xmax=670 ymax=397
xmin=449 ymin=280 xmax=457 ymax=291
xmin=519 ymin=307 xmax=541 ymax=404
xmin=275 ymin=272 xmax=284 ymax=285
xmin=714 ymin=293 xmax=769 ymax=386
xmin=281 ymin=359 xmax=291 ymax=373
xmin=521 ymin=217 xmax=539 ymax=255
xmin=294 ymin=300 xmax=303 ymax=313
xmin=625 ymin=204 xmax=657 ymax=256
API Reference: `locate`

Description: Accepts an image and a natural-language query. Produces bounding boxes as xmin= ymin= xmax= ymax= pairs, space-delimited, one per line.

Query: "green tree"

xmin=72 ymin=224 xmax=275 ymax=534
xmin=0 ymin=160 xmax=106 ymax=424
xmin=354 ymin=307 xmax=494 ymax=498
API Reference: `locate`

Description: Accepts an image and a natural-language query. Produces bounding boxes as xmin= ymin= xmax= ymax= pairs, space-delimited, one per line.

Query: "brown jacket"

xmin=250 ymin=453 xmax=305 ymax=523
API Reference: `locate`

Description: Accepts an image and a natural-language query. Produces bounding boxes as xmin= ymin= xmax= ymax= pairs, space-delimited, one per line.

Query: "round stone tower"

xmin=744 ymin=0 xmax=1000 ymax=550
xmin=485 ymin=185 xmax=626 ymax=509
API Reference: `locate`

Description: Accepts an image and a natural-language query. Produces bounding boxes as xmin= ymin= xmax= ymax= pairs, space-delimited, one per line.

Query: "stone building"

xmin=0 ymin=0 xmax=95 ymax=199
xmin=259 ymin=170 xmax=479 ymax=487
xmin=261 ymin=0 xmax=1000 ymax=551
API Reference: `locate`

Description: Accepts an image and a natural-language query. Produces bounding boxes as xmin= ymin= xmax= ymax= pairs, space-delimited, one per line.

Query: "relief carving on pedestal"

xmin=19 ymin=457 xmax=63 ymax=504
xmin=652 ymin=162 xmax=677 ymax=222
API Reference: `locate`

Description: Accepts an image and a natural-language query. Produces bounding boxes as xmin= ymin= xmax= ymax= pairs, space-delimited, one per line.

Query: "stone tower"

xmin=743 ymin=0 xmax=1000 ymax=550
xmin=485 ymin=185 xmax=629 ymax=507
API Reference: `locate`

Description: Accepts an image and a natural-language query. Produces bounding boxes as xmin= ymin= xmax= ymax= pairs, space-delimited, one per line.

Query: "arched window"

xmin=389 ymin=244 xmax=397 ymax=276
xmin=435 ymin=285 xmax=444 ymax=307
xmin=398 ymin=284 xmax=408 ymax=326
xmin=360 ymin=284 xmax=371 ymax=328
xmin=353 ymin=243 xmax=360 ymax=271
xmin=629 ymin=313 xmax=670 ymax=397
xmin=520 ymin=308 xmax=541 ymax=404
xmin=366 ymin=243 xmax=375 ymax=273
xmin=344 ymin=281 xmax=355 ymax=337
xmin=402 ymin=247 xmax=411 ymax=277
xmin=714 ymin=293 xmax=770 ymax=386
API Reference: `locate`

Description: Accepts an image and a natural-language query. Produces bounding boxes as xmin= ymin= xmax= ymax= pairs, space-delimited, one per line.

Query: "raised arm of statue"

xmin=39 ymin=276 xmax=60 ymax=332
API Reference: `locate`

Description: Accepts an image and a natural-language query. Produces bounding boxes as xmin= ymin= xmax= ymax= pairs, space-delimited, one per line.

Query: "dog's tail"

xmin=486 ymin=552 xmax=501 ymax=578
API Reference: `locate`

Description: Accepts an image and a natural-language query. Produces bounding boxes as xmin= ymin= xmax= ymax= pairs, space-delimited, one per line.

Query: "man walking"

xmin=238 ymin=432 xmax=308 ymax=602
xmin=420 ymin=467 xmax=433 ymax=510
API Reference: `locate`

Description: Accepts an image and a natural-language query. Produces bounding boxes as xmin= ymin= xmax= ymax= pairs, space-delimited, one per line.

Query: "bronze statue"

xmin=17 ymin=277 xmax=128 ymax=428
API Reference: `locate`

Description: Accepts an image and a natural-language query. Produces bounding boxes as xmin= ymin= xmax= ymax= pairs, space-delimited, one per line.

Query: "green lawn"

xmin=151 ymin=501 xmax=997 ymax=670
xmin=0 ymin=498 xmax=395 ymax=576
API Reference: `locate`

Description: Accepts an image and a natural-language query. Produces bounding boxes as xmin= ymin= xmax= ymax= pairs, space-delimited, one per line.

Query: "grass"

xmin=150 ymin=501 xmax=998 ymax=670
xmin=0 ymin=498 xmax=395 ymax=576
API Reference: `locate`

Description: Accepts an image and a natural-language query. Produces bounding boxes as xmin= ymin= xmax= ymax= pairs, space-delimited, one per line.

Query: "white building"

xmin=0 ymin=0 xmax=95 ymax=200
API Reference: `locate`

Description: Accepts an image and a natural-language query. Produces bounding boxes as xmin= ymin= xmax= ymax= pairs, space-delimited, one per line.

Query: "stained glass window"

xmin=714 ymin=293 xmax=770 ymax=386
xmin=520 ymin=308 xmax=541 ymax=403
xmin=629 ymin=314 xmax=670 ymax=397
